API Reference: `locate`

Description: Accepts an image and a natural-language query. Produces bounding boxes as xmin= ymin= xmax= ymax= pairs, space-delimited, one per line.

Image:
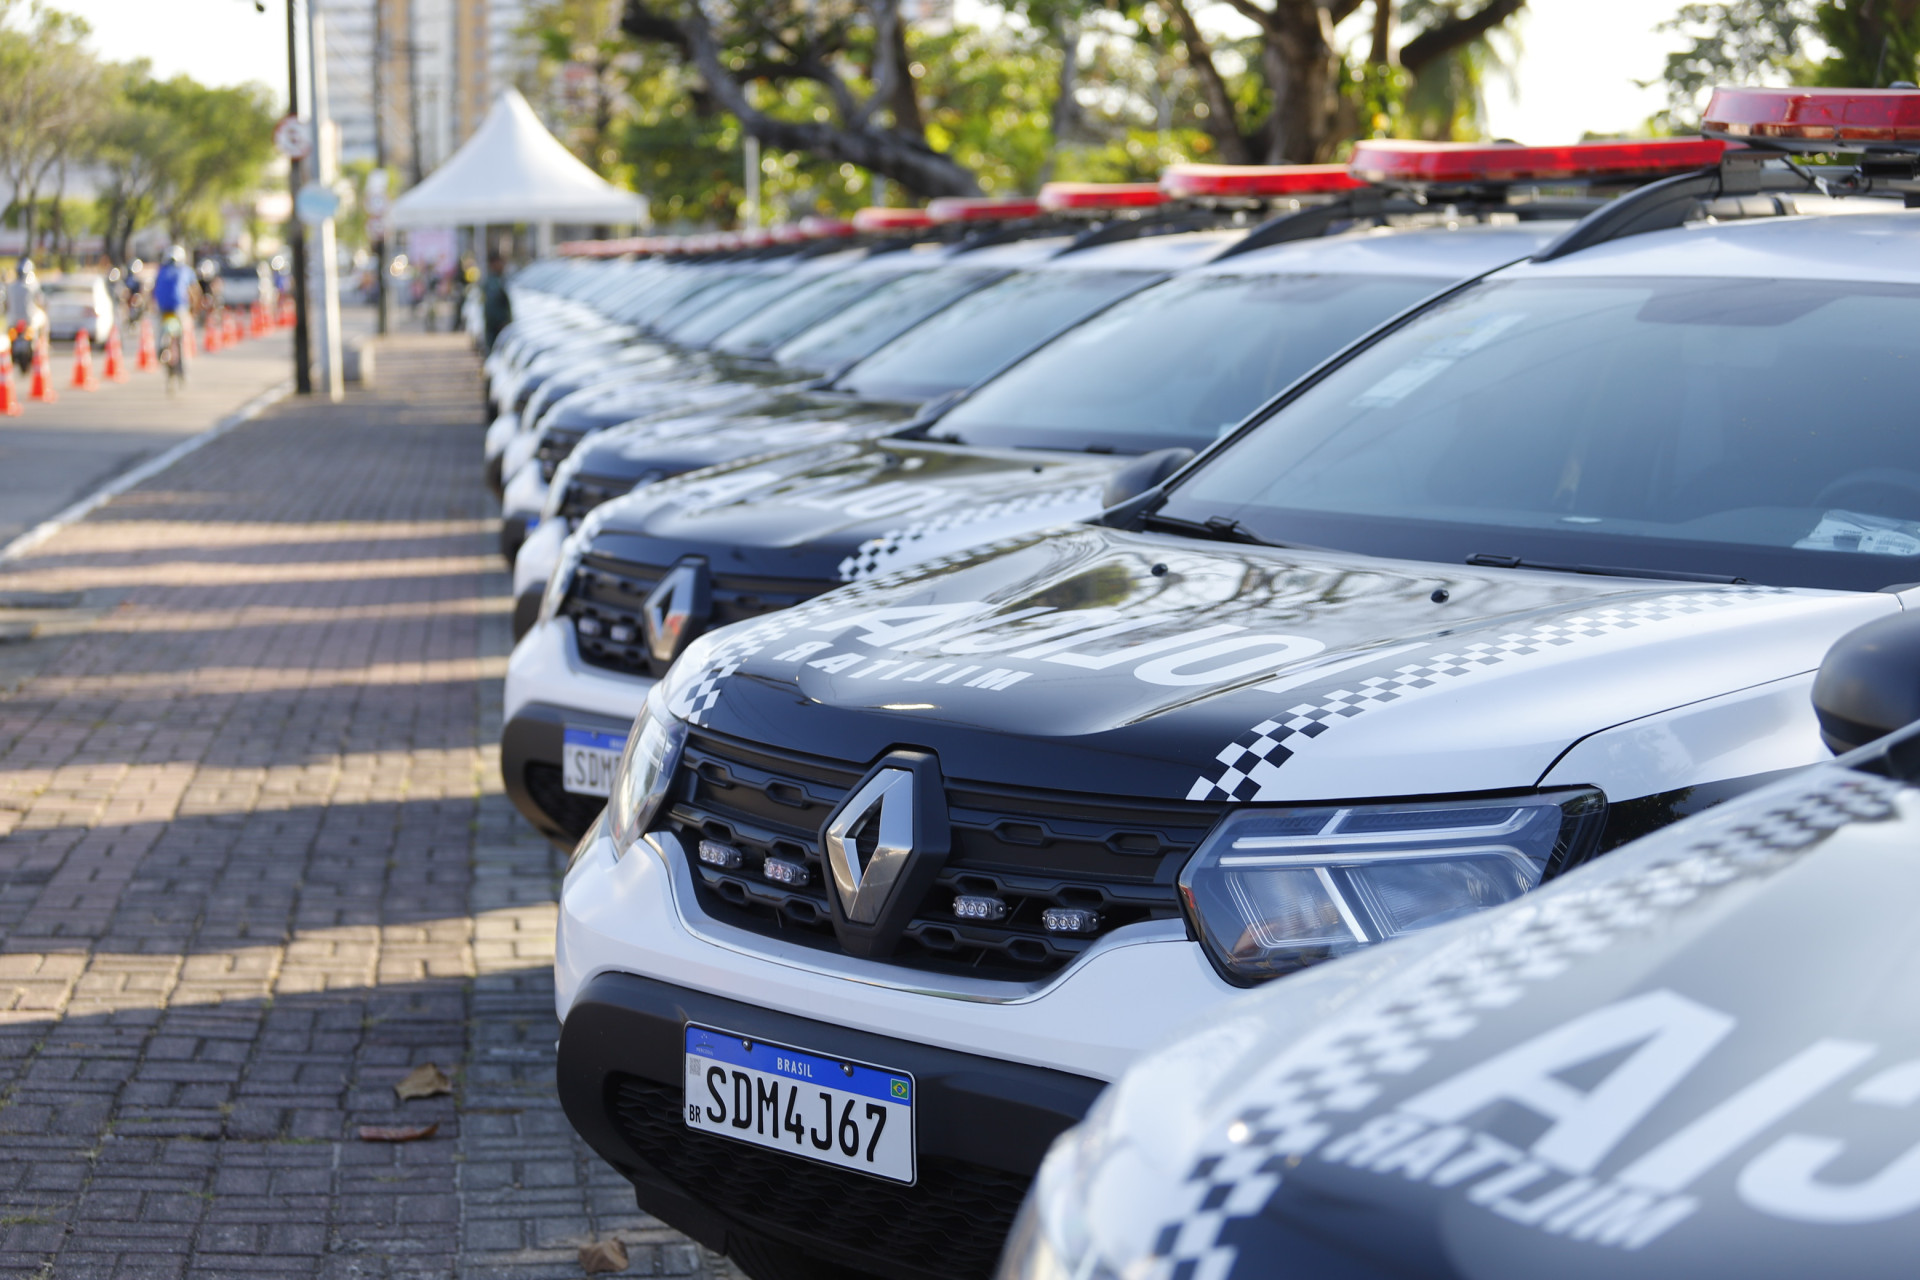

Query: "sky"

xmin=61 ymin=0 xmax=1692 ymax=145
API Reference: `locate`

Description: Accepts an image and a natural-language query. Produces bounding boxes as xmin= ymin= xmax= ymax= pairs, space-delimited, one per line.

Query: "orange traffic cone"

xmin=103 ymin=326 xmax=126 ymax=382
xmin=70 ymin=331 xmax=97 ymax=391
xmin=28 ymin=338 xmax=56 ymax=403
xmin=251 ymin=302 xmax=266 ymax=336
xmin=136 ymin=315 xmax=155 ymax=372
xmin=203 ymin=313 xmax=221 ymax=354
xmin=0 ymin=354 xmax=21 ymax=417
xmin=225 ymin=312 xmax=241 ymax=346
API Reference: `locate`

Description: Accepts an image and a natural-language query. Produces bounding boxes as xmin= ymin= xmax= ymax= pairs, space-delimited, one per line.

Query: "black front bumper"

xmin=500 ymin=510 xmax=532 ymax=563
xmin=557 ymin=971 xmax=1106 ymax=1280
xmin=501 ymin=701 xmax=629 ymax=843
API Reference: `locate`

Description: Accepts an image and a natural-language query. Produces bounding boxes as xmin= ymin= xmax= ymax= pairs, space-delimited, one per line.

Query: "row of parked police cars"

xmin=485 ymin=87 xmax=1920 ymax=1280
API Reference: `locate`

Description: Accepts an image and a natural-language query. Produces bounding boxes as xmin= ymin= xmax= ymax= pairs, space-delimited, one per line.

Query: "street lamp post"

xmin=285 ymin=0 xmax=313 ymax=395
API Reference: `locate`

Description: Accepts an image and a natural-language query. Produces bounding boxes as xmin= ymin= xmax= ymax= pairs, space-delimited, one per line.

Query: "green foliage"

xmin=1813 ymin=0 xmax=1920 ymax=87
xmin=1651 ymin=0 xmax=1820 ymax=125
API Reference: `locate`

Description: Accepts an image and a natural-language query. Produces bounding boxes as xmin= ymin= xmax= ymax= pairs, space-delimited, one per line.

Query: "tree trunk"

xmin=1164 ymin=0 xmax=1255 ymax=164
xmin=673 ymin=4 xmax=980 ymax=197
xmin=1370 ymin=0 xmax=1392 ymax=65
xmin=1262 ymin=6 xmax=1342 ymax=162
xmin=889 ymin=18 xmax=926 ymax=144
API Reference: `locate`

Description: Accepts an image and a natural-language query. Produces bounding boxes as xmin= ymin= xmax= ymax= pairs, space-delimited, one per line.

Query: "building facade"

xmin=310 ymin=0 xmax=532 ymax=178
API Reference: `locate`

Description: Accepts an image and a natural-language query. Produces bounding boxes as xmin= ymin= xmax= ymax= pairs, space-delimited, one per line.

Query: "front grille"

xmin=524 ymin=761 xmax=607 ymax=841
xmin=610 ymin=1074 xmax=1026 ymax=1280
xmin=560 ymin=554 xmax=827 ymax=679
xmin=556 ymin=470 xmax=634 ymax=522
xmin=663 ymin=730 xmax=1214 ymax=981
xmin=536 ymin=427 xmax=586 ymax=481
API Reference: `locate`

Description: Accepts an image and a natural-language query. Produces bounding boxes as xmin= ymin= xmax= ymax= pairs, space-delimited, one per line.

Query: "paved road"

xmin=0 ymin=325 xmax=294 ymax=551
xmin=0 ymin=336 xmax=735 ymax=1279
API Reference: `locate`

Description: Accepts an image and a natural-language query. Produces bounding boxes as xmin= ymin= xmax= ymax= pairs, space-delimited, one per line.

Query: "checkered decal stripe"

xmin=1191 ymin=589 xmax=1784 ymax=803
xmin=1134 ymin=770 xmax=1903 ymax=1280
xmin=837 ymin=487 xmax=1105 ymax=581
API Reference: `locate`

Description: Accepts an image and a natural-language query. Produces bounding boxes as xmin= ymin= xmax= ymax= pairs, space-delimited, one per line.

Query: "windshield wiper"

xmin=1144 ymin=512 xmax=1296 ymax=549
xmin=1466 ymin=553 xmax=1747 ymax=585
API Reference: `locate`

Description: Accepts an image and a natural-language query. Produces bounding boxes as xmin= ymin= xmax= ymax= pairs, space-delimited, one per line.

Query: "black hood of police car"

xmin=587 ymin=436 xmax=1127 ymax=584
xmin=536 ymin=353 xmax=803 ymax=437
xmin=1041 ymin=738 xmax=1920 ymax=1280
xmin=650 ymin=523 xmax=1888 ymax=804
xmin=559 ymin=390 xmax=926 ymax=492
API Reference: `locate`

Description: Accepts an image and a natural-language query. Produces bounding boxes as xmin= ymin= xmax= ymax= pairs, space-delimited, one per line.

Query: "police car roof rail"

xmin=1535 ymin=86 xmax=1920 ymax=262
xmin=1209 ymin=192 xmax=1605 ymax=261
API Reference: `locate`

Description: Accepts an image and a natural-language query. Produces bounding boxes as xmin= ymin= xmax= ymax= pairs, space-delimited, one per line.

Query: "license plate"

xmin=683 ymin=1024 xmax=915 ymax=1184
xmin=561 ymin=727 xmax=625 ymax=797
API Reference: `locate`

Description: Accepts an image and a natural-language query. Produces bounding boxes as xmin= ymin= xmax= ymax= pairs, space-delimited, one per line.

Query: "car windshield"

xmin=837 ymin=269 xmax=1158 ymax=403
xmin=712 ymin=263 xmax=910 ymax=357
xmin=662 ymin=269 xmax=820 ymax=347
xmin=1158 ymin=275 xmax=1920 ymax=592
xmin=936 ymin=271 xmax=1444 ymax=453
xmin=771 ymin=266 xmax=1001 ymax=372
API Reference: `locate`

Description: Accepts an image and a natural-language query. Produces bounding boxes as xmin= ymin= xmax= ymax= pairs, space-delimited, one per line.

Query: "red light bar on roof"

xmin=1703 ymin=86 xmax=1920 ymax=148
xmin=1349 ymin=138 xmax=1731 ymax=185
xmin=927 ymin=195 xmax=1045 ymax=223
xmin=852 ymin=207 xmax=936 ymax=232
xmin=1037 ymin=182 xmax=1167 ymax=212
xmin=797 ymin=215 xmax=855 ymax=239
xmin=1161 ymin=163 xmax=1367 ymax=199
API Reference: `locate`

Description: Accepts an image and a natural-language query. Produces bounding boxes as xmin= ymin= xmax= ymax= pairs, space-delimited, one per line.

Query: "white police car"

xmin=503 ymin=145 xmax=1699 ymax=842
xmin=1000 ymin=595 xmax=1920 ymax=1280
xmin=497 ymin=215 xmax=1083 ymax=559
xmin=555 ymin=95 xmax=1920 ymax=1280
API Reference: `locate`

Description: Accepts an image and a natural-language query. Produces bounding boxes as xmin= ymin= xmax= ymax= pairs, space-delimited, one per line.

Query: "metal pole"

xmin=287 ymin=0 xmax=312 ymax=395
xmin=310 ymin=9 xmax=345 ymax=402
xmin=744 ymin=134 xmax=761 ymax=226
xmin=373 ymin=0 xmax=388 ymax=335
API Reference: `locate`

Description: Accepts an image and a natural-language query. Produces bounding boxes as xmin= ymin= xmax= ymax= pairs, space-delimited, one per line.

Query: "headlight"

xmin=541 ymin=450 xmax=585 ymax=520
xmin=536 ymin=530 xmax=586 ymax=627
xmin=606 ymin=694 xmax=688 ymax=859
xmin=1180 ymin=790 xmax=1604 ymax=985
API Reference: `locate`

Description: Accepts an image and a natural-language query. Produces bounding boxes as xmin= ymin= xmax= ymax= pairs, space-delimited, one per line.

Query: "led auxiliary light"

xmin=1160 ymin=163 xmax=1367 ymax=199
xmin=1037 ymin=181 xmax=1168 ymax=212
xmin=852 ymin=206 xmax=937 ymax=232
xmin=927 ymin=195 xmax=1045 ymax=222
xmin=1348 ymin=137 xmax=1731 ymax=186
xmin=1180 ymin=792 xmax=1604 ymax=984
xmin=1702 ymin=86 xmax=1920 ymax=148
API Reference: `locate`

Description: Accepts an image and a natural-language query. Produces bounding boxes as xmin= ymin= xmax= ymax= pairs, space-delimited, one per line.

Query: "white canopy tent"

xmin=391 ymin=88 xmax=647 ymax=253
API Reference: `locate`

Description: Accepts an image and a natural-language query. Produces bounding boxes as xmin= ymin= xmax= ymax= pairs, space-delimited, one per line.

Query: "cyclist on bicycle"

xmin=153 ymin=247 xmax=196 ymax=384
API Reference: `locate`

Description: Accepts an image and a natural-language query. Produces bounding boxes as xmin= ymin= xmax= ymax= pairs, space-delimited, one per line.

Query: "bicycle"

xmin=159 ymin=312 xmax=186 ymax=392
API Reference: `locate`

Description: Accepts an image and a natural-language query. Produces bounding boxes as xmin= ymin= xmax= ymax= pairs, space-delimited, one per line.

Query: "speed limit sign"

xmin=274 ymin=115 xmax=314 ymax=161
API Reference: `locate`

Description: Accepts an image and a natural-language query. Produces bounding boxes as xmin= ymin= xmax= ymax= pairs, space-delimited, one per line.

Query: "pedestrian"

xmin=481 ymin=253 xmax=512 ymax=353
xmin=6 ymin=259 xmax=46 ymax=346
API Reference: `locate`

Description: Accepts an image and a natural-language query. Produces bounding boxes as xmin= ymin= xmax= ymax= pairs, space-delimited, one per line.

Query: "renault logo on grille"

xmin=824 ymin=768 xmax=916 ymax=924
xmin=642 ymin=557 xmax=711 ymax=664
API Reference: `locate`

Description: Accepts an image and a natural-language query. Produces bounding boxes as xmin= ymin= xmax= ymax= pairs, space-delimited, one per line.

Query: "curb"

xmin=0 ymin=379 xmax=295 ymax=565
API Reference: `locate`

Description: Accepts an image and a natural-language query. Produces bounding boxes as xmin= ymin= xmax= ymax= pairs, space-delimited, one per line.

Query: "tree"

xmin=1156 ymin=0 xmax=1526 ymax=161
xmin=0 ymin=0 xmax=103 ymax=255
xmin=620 ymin=0 xmax=982 ymax=197
xmin=1653 ymin=0 xmax=1920 ymax=127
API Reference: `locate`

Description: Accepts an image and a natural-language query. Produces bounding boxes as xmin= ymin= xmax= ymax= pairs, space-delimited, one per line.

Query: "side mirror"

xmin=1811 ymin=611 xmax=1920 ymax=754
xmin=1101 ymin=447 xmax=1196 ymax=510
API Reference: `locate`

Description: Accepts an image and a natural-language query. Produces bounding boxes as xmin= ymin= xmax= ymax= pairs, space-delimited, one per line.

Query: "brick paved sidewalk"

xmin=0 ymin=337 xmax=734 ymax=1280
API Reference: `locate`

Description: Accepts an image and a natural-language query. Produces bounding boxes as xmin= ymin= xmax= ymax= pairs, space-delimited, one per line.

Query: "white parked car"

xmin=43 ymin=274 xmax=114 ymax=343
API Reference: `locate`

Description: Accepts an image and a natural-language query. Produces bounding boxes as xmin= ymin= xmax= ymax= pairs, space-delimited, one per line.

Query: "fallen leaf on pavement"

xmin=579 ymin=1238 xmax=629 ymax=1274
xmin=394 ymin=1062 xmax=453 ymax=1101
xmin=357 ymin=1123 xmax=439 ymax=1143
